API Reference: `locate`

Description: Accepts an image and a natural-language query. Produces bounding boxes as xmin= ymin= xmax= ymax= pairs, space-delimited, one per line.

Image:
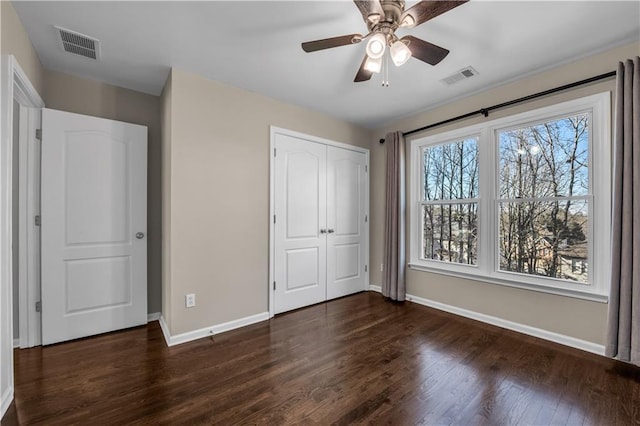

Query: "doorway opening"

xmin=1 ymin=54 xmax=45 ymax=419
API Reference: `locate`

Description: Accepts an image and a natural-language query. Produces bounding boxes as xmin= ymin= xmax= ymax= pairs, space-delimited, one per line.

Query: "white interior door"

xmin=326 ymin=147 xmax=367 ymax=299
xmin=41 ymin=108 xmax=147 ymax=345
xmin=274 ymin=134 xmax=326 ymax=314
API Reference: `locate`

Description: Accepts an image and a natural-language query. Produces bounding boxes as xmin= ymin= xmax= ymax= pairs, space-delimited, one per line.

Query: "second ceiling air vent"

xmin=441 ymin=66 xmax=479 ymax=86
xmin=55 ymin=26 xmax=101 ymax=60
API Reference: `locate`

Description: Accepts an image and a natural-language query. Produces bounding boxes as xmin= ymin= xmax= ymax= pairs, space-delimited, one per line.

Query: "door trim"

xmin=1 ymin=55 xmax=45 ymax=419
xmin=268 ymin=126 xmax=369 ymax=318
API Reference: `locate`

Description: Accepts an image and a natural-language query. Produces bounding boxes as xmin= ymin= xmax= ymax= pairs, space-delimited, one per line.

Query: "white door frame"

xmin=268 ymin=126 xmax=369 ymax=318
xmin=1 ymin=55 xmax=44 ymax=417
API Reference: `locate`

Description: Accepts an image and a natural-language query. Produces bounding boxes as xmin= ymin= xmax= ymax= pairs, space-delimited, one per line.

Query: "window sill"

xmin=407 ymin=263 xmax=609 ymax=303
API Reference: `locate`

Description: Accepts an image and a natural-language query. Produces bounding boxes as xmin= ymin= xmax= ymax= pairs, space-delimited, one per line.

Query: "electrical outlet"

xmin=380 ymin=263 xmax=384 ymax=272
xmin=185 ymin=293 xmax=196 ymax=308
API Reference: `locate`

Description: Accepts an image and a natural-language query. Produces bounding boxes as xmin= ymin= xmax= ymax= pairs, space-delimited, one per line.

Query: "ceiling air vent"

xmin=55 ymin=26 xmax=101 ymax=60
xmin=441 ymin=66 xmax=479 ymax=86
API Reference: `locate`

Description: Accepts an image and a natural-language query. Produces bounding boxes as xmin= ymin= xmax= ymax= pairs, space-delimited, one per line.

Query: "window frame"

xmin=408 ymin=92 xmax=611 ymax=302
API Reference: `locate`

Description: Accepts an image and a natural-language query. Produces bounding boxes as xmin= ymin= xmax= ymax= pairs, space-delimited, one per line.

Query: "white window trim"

xmin=408 ymin=92 xmax=611 ymax=303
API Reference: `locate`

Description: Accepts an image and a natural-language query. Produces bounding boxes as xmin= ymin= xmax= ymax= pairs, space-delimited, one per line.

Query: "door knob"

xmin=136 ymin=232 xmax=145 ymax=239
xmin=320 ymin=229 xmax=327 ymax=234
xmin=327 ymin=229 xmax=334 ymax=234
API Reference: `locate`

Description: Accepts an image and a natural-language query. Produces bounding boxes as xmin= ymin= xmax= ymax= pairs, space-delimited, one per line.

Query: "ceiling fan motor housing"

xmin=372 ymin=0 xmax=405 ymax=30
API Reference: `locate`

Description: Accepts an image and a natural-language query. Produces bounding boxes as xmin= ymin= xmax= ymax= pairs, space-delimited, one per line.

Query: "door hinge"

xmin=274 ymin=148 xmax=277 ymax=157
xmin=35 ymin=129 xmax=42 ymax=140
xmin=273 ymin=281 xmax=276 ymax=290
xmin=274 ymin=215 xmax=276 ymax=224
xmin=365 ymin=265 xmax=368 ymax=272
xmin=365 ymin=165 xmax=368 ymax=172
xmin=35 ymin=215 xmax=41 ymax=226
xmin=35 ymin=301 xmax=41 ymax=312
xmin=365 ymin=215 xmax=368 ymax=223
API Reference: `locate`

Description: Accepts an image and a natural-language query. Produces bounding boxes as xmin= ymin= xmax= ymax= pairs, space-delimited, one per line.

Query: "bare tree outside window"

xmin=421 ymin=138 xmax=478 ymax=265
xmin=498 ymin=113 xmax=590 ymax=283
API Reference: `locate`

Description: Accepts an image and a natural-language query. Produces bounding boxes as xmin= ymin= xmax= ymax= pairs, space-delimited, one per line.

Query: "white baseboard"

xmin=147 ymin=312 xmax=161 ymax=322
xmin=159 ymin=312 xmax=270 ymax=347
xmin=158 ymin=314 xmax=172 ymax=346
xmin=369 ymin=284 xmax=382 ymax=293
xmin=1 ymin=385 xmax=13 ymax=420
xmin=12 ymin=339 xmax=19 ymax=349
xmin=406 ymin=292 xmax=605 ymax=356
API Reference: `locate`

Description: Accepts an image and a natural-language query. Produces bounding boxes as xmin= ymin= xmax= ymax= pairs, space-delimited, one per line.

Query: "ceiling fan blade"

xmin=301 ymin=34 xmax=362 ymax=52
xmin=354 ymin=55 xmax=374 ymax=82
xmin=402 ymin=36 xmax=450 ymax=66
xmin=353 ymin=0 xmax=385 ymax=25
xmin=399 ymin=0 xmax=468 ymax=28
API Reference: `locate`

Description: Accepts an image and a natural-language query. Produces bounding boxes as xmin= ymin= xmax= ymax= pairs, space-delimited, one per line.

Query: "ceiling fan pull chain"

xmin=383 ymin=52 xmax=390 ymax=87
xmin=384 ymin=53 xmax=387 ymax=87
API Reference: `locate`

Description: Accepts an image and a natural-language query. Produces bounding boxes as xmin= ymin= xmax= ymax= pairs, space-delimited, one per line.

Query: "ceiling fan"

xmin=301 ymin=0 xmax=469 ymax=82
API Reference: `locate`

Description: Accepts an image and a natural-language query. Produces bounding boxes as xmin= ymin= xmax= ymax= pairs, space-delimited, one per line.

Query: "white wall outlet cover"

xmin=185 ymin=293 xmax=196 ymax=308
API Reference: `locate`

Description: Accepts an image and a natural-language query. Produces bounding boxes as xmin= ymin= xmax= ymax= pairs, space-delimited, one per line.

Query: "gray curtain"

xmin=382 ymin=131 xmax=406 ymax=301
xmin=606 ymin=56 xmax=640 ymax=365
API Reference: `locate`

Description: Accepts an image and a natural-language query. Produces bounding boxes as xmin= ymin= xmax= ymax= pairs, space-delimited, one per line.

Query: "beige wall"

xmin=163 ymin=68 xmax=371 ymax=335
xmin=370 ymin=41 xmax=640 ymax=345
xmin=44 ymin=69 xmax=163 ymax=314
xmin=0 ymin=0 xmax=44 ymax=96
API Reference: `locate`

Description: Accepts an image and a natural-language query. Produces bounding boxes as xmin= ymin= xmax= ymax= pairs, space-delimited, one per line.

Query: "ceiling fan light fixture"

xmin=364 ymin=56 xmax=382 ymax=73
xmin=390 ymin=40 xmax=412 ymax=66
xmin=366 ymin=33 xmax=386 ymax=59
xmin=399 ymin=15 xmax=416 ymax=28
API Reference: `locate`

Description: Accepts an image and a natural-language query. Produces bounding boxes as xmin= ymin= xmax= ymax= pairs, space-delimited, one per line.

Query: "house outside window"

xmin=409 ymin=93 xmax=611 ymax=300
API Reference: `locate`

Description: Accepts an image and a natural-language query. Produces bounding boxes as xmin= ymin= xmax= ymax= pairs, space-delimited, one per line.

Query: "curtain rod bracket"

xmin=480 ymin=108 xmax=489 ymax=117
xmin=379 ymin=138 xmax=385 ymax=144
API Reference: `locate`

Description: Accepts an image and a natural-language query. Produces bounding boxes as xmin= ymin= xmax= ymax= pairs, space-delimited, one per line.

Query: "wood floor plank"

xmin=3 ymin=292 xmax=639 ymax=425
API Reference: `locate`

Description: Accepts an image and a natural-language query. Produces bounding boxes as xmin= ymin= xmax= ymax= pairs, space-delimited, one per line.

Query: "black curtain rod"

xmin=379 ymin=70 xmax=616 ymax=144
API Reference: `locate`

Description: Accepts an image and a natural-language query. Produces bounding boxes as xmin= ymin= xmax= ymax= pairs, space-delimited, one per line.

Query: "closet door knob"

xmin=327 ymin=229 xmax=334 ymax=234
xmin=320 ymin=229 xmax=327 ymax=234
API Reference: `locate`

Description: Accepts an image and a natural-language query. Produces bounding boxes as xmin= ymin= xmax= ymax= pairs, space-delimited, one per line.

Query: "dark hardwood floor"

xmin=3 ymin=292 xmax=639 ymax=425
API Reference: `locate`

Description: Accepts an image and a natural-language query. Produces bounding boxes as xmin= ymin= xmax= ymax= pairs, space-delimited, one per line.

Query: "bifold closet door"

xmin=326 ymin=146 xmax=367 ymax=300
xmin=273 ymin=135 xmax=327 ymax=314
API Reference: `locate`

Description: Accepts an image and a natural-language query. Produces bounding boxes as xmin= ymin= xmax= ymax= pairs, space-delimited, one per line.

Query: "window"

xmin=409 ymin=93 xmax=611 ymax=300
xmin=420 ymin=137 xmax=479 ymax=265
xmin=497 ymin=115 xmax=590 ymax=283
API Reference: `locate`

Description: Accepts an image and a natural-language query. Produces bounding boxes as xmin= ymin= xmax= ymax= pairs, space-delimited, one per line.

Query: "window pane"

xmin=422 ymin=203 xmax=478 ymax=265
xmin=423 ymin=138 xmax=478 ymax=201
xmin=499 ymin=114 xmax=589 ymax=199
xmin=498 ymin=200 xmax=588 ymax=283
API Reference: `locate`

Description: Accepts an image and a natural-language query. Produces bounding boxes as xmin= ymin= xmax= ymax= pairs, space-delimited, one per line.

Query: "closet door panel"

xmin=326 ymin=146 xmax=367 ymax=299
xmin=274 ymin=134 xmax=327 ymax=314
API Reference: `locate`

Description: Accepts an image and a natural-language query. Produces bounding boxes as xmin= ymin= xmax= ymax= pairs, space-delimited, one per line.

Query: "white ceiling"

xmin=12 ymin=1 xmax=640 ymax=128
